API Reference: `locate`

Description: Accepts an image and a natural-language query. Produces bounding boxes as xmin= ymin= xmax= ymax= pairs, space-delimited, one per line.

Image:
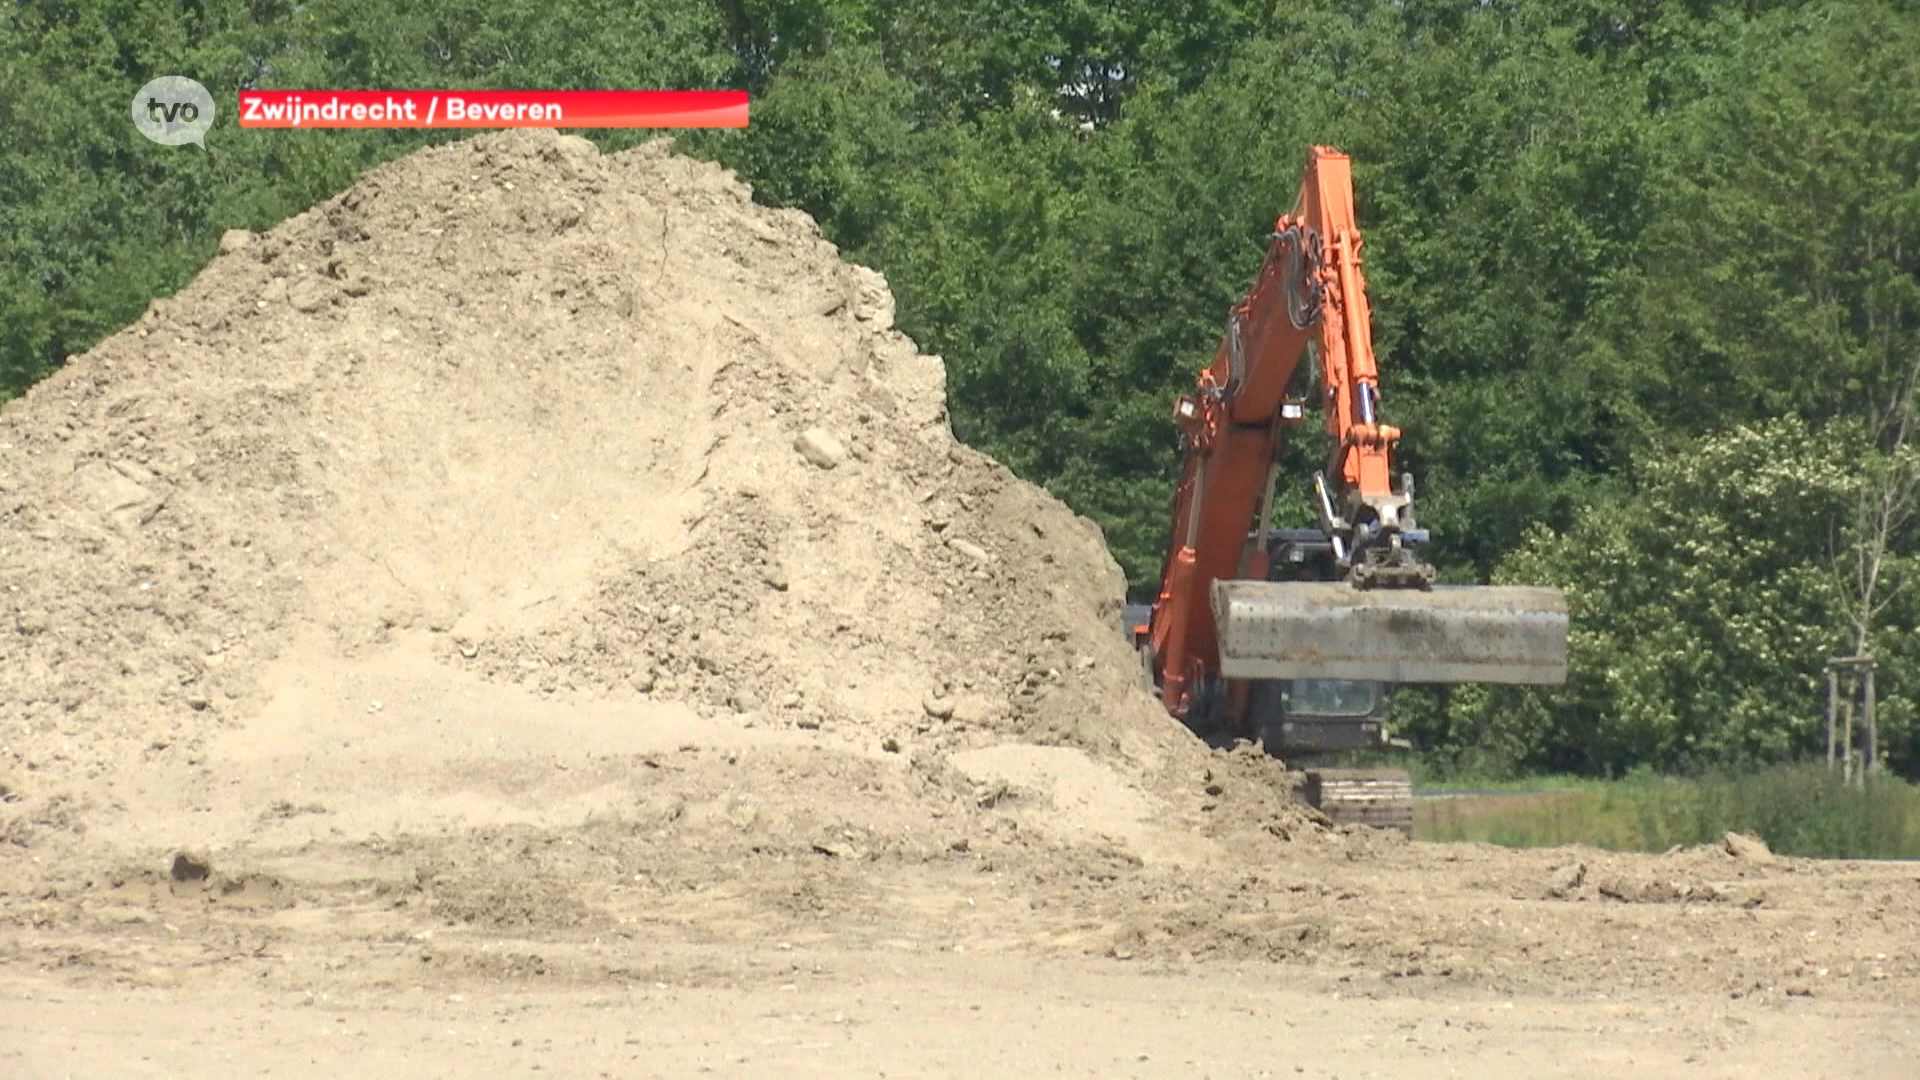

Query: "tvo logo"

xmin=132 ymin=76 xmax=216 ymax=149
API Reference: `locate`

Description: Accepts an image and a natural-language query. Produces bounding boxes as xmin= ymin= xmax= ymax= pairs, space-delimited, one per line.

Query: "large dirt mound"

xmin=0 ymin=130 xmax=1204 ymax=837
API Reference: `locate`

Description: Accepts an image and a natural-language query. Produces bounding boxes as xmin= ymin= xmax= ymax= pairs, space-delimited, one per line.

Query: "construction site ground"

xmin=1 ymin=131 xmax=1914 ymax=1077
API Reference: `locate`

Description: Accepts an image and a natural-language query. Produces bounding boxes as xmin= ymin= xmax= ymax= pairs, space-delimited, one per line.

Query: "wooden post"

xmin=1843 ymin=687 xmax=1856 ymax=785
xmin=1864 ymin=662 xmax=1878 ymax=779
xmin=1828 ymin=656 xmax=1876 ymax=785
xmin=1827 ymin=665 xmax=1839 ymax=771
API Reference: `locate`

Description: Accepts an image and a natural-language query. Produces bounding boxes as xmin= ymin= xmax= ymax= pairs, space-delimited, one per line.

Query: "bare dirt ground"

xmin=3 ymin=131 xmax=1916 ymax=1076
xmin=4 ymin=779 xmax=1916 ymax=1079
xmin=7 ymin=949 xmax=1914 ymax=1079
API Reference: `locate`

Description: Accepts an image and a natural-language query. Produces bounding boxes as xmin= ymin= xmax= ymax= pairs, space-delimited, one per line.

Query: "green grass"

xmin=1414 ymin=764 xmax=1920 ymax=859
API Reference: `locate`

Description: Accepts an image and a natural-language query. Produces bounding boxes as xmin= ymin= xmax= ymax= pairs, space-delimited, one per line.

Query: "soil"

xmin=1 ymin=131 xmax=1914 ymax=1076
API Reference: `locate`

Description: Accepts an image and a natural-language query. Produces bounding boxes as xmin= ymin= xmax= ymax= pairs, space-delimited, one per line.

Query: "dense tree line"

xmin=6 ymin=0 xmax=1919 ymax=776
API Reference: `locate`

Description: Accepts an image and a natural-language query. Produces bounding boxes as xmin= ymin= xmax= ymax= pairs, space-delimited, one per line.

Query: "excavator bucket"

xmin=1211 ymin=580 xmax=1569 ymax=685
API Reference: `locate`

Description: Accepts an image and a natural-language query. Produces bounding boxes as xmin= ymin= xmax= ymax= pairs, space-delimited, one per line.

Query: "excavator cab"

xmin=1260 ymin=678 xmax=1391 ymax=754
xmin=1285 ymin=678 xmax=1382 ymax=717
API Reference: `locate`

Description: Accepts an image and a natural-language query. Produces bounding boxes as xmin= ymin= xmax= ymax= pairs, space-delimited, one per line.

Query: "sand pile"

xmin=0 ymin=130 xmax=1202 ymax=839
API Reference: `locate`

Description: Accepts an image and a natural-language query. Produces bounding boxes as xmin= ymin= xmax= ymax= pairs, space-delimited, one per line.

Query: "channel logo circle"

xmin=133 ymin=76 xmax=216 ymax=148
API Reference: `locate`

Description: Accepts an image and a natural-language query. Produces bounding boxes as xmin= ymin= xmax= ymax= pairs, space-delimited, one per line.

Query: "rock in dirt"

xmin=287 ymin=277 xmax=333 ymax=313
xmin=948 ymin=537 xmax=992 ymax=564
xmin=1546 ymin=860 xmax=1586 ymax=898
xmin=1597 ymin=876 xmax=1726 ymax=905
xmin=170 ymin=852 xmax=212 ymax=883
xmin=794 ymin=427 xmax=848 ymax=469
xmin=1723 ymin=831 xmax=1775 ymax=863
xmin=950 ymin=696 xmax=997 ymax=726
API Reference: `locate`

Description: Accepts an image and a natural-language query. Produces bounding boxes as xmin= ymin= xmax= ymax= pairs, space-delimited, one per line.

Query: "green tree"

xmin=1434 ymin=419 xmax=1905 ymax=776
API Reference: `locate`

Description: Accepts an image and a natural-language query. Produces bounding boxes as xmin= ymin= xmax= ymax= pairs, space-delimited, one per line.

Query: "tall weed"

xmin=1417 ymin=765 xmax=1920 ymax=858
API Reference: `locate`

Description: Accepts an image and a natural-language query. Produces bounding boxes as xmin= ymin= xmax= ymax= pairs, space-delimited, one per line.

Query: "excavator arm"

xmin=1145 ymin=147 xmax=1567 ymax=736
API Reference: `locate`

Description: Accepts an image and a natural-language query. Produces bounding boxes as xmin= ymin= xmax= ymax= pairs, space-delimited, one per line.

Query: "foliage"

xmin=1428 ymin=419 xmax=1869 ymax=774
xmin=1417 ymin=765 xmax=1920 ymax=860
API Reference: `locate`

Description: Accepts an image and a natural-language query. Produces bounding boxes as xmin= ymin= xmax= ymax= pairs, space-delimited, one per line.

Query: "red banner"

xmin=237 ymin=90 xmax=747 ymax=129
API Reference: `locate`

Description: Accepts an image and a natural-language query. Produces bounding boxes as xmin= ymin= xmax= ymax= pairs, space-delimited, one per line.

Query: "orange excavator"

xmin=1127 ymin=147 xmax=1569 ymax=831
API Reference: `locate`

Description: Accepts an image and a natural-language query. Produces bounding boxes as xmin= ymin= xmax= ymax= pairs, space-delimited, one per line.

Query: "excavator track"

xmin=1301 ymin=768 xmax=1413 ymax=835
